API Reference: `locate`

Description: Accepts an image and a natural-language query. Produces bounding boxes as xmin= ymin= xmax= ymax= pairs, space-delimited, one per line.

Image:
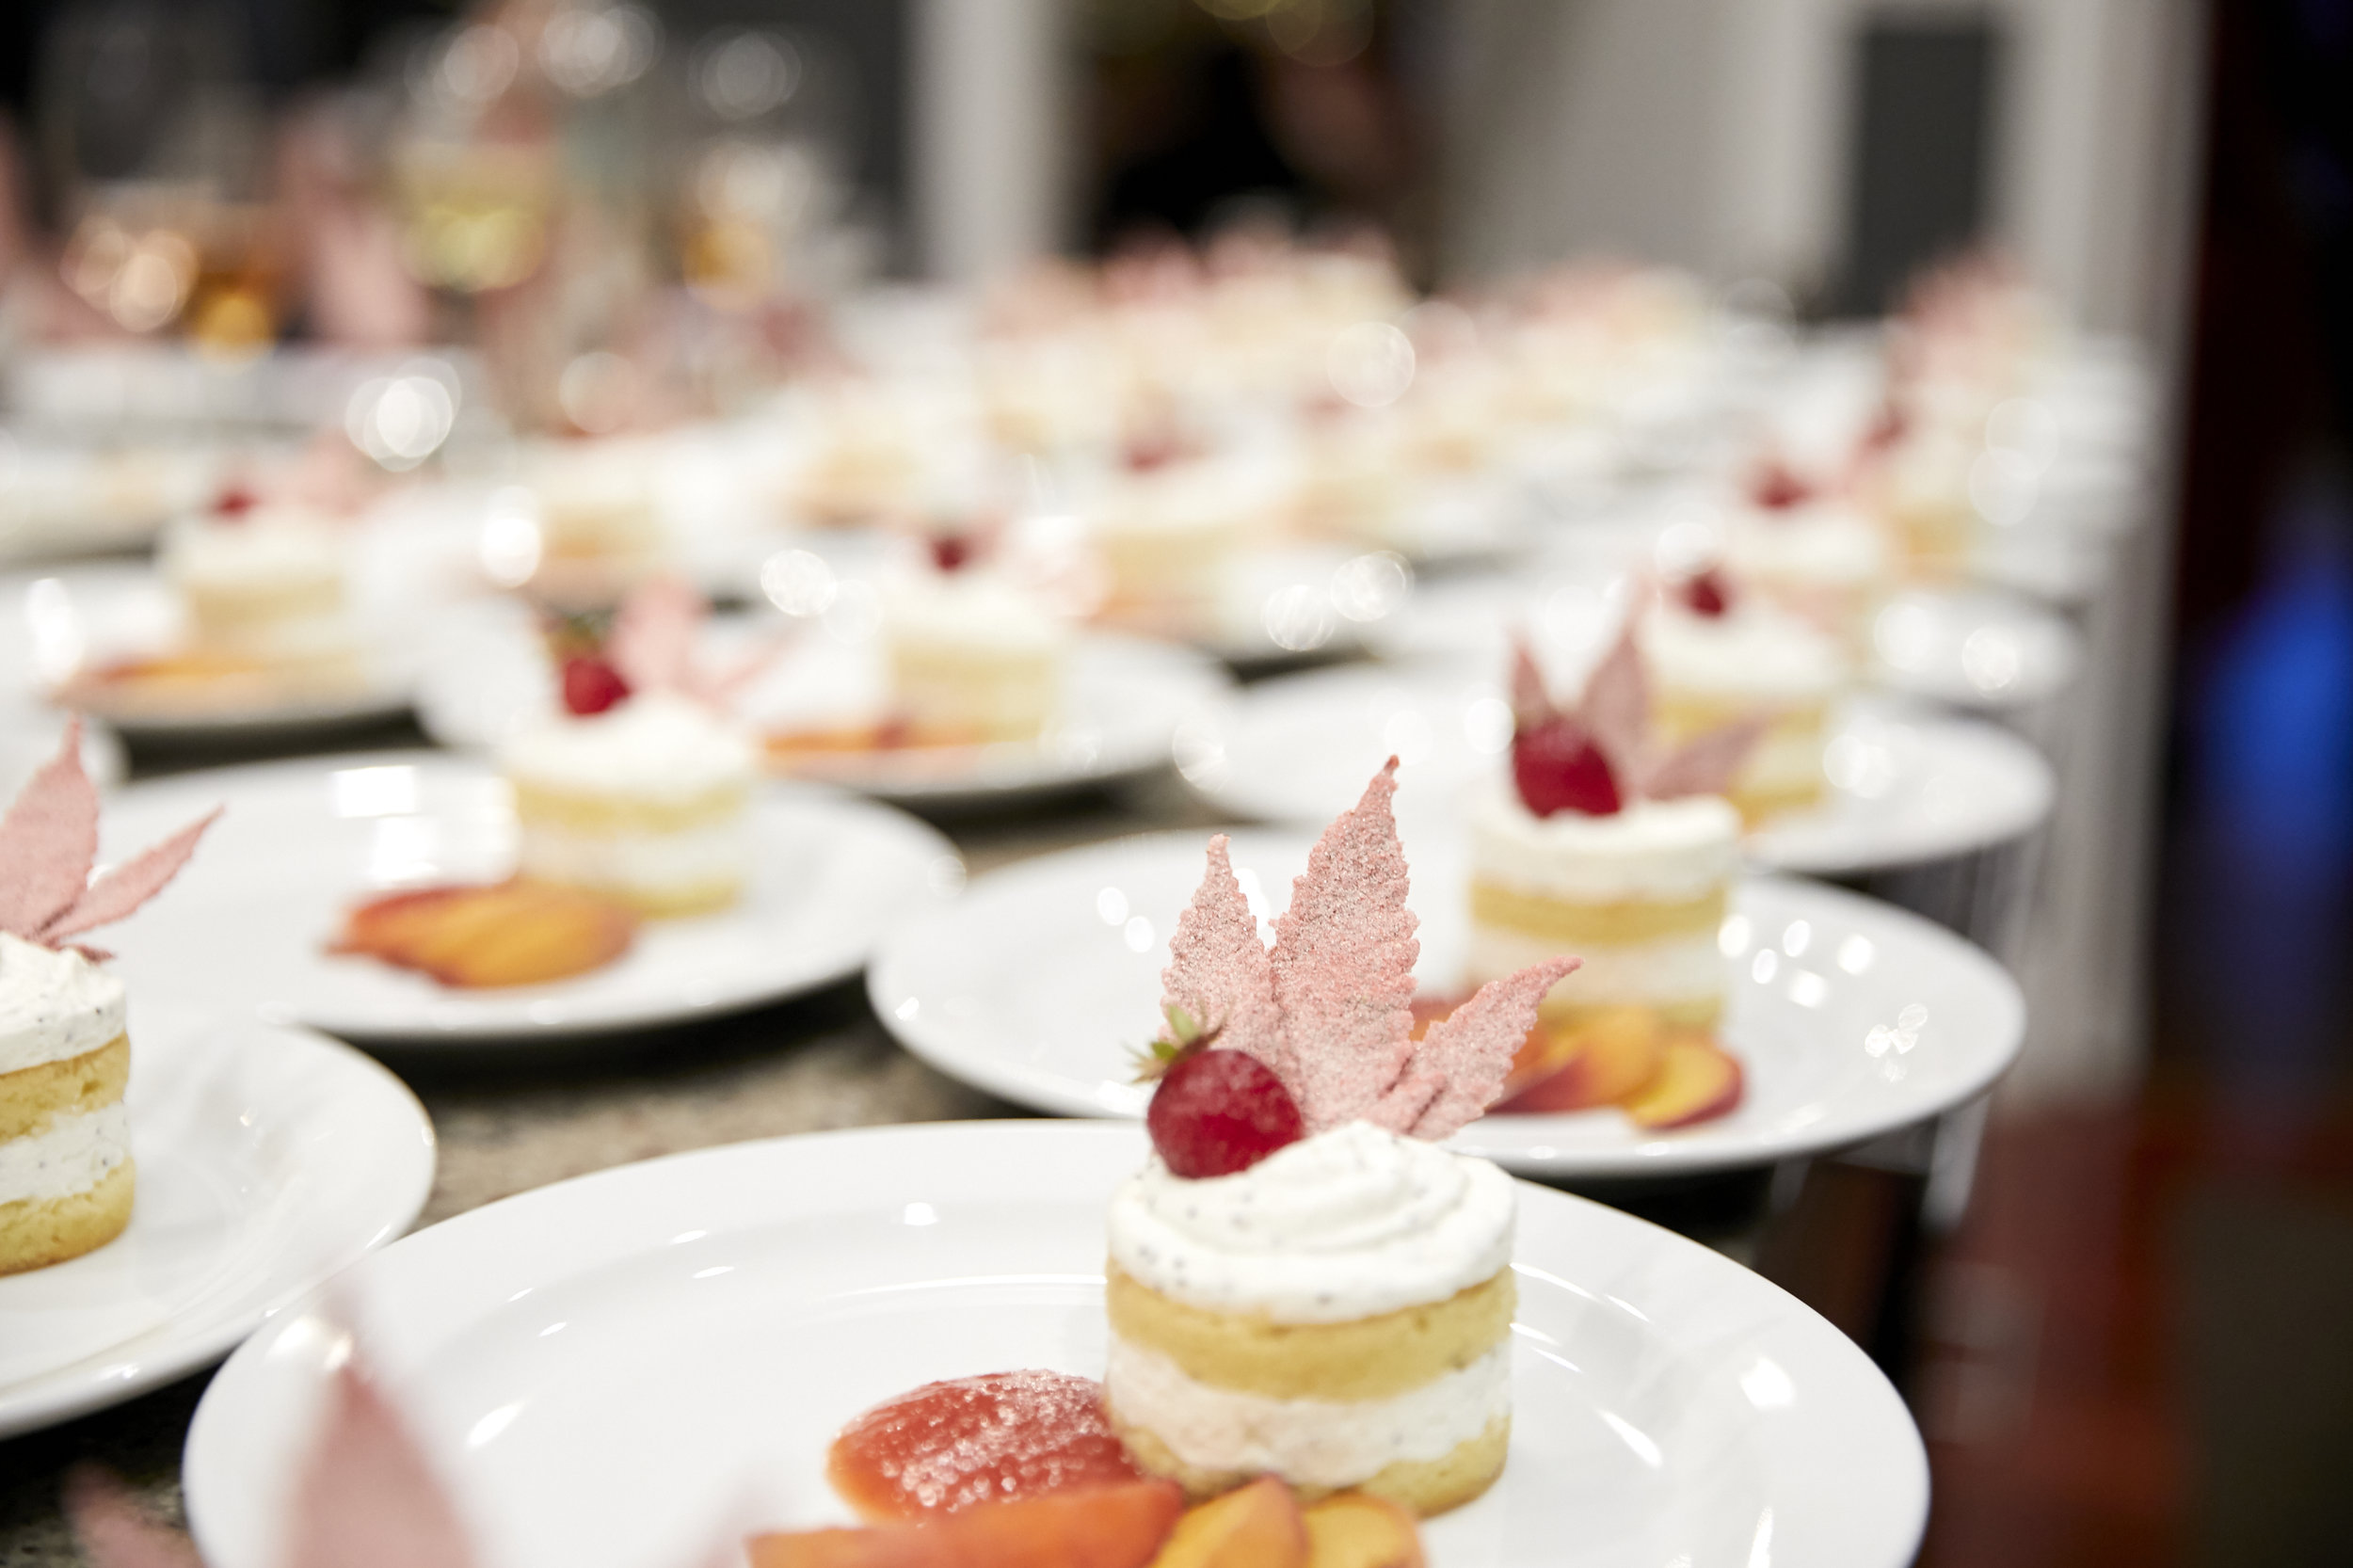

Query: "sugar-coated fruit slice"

xmin=329 ymin=881 xmax=636 ymax=987
xmin=1147 ymin=1477 xmax=1308 ymax=1568
xmin=827 ymin=1370 xmax=1143 ymax=1521
xmin=1300 ymin=1493 xmax=1426 ymax=1568
xmin=1497 ymin=1008 xmax=1668 ymax=1113
xmin=1511 ymin=717 xmax=1622 ymax=818
xmin=560 ymin=654 xmax=632 ymax=716
xmin=1621 ymin=1036 xmax=1745 ymax=1129
xmin=745 ymin=1479 xmax=1186 ymax=1568
xmin=1145 ymin=1050 xmax=1307 ymax=1179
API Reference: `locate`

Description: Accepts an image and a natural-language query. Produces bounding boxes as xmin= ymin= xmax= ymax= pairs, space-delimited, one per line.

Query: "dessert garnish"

xmin=1675 ymin=568 xmax=1732 ymax=618
xmin=1746 ymin=456 xmax=1813 ymax=512
xmin=329 ymin=881 xmax=637 ymax=988
xmin=1143 ymin=1048 xmax=1307 ymax=1178
xmin=1506 ymin=626 xmax=1763 ymax=820
xmin=559 ymin=653 xmax=632 ymax=715
xmin=544 ymin=577 xmax=785 ymax=718
xmin=827 ymin=1371 xmax=1143 ymax=1520
xmin=1147 ymin=760 xmax=1575 ymax=1169
xmin=0 ymin=719 xmax=218 ymax=960
xmin=751 ymin=1480 xmax=1186 ymax=1568
xmin=928 ymin=533 xmax=976 ymax=573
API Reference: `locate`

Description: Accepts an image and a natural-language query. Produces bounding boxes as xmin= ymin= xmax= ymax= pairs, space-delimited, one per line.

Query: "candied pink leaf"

xmin=1267 ymin=759 xmax=1419 ymax=1130
xmin=1575 ymin=623 xmax=1651 ymax=787
xmin=41 ymin=808 xmax=220 ymax=943
xmin=1509 ymin=635 xmax=1556 ymax=728
xmin=63 ymin=1467 xmax=202 ymax=1568
xmin=283 ymin=1357 xmax=479 ymax=1568
xmin=1641 ymin=715 xmax=1768 ymax=801
xmin=607 ymin=577 xmax=706 ymax=698
xmin=0 ymin=718 xmax=100 ymax=938
xmin=1384 ymin=956 xmax=1580 ymax=1140
xmin=1160 ymin=835 xmax=1288 ymax=1073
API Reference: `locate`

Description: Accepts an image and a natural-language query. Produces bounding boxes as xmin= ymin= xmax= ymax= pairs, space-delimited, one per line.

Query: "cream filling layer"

xmin=515 ymin=819 xmax=748 ymax=893
xmin=1105 ymin=1334 xmax=1511 ymax=1489
xmin=0 ymin=1103 xmax=129 ymax=1207
xmin=1468 ymin=925 xmax=1725 ymax=1005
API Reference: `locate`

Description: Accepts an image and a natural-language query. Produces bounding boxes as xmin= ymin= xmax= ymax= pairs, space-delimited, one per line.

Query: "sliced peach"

xmin=1497 ymin=1009 xmax=1666 ymax=1113
xmin=1148 ymin=1477 xmax=1309 ymax=1568
xmin=1301 ymin=1493 xmax=1424 ymax=1568
xmin=1620 ymin=1036 xmax=1744 ymax=1129
xmin=746 ymin=1480 xmax=1186 ymax=1568
xmin=330 ymin=881 xmax=636 ymax=988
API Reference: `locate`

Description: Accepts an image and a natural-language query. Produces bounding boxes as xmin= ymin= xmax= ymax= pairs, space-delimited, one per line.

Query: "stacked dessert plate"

xmin=184 ymin=1121 xmax=1929 ymax=1568
xmin=94 ymin=755 xmax=961 ymax=1044
xmin=868 ymin=831 xmax=2025 ymax=1178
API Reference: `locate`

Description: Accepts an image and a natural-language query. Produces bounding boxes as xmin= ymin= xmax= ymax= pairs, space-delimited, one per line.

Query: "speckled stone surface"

xmin=0 ymin=761 xmax=1224 ymax=1568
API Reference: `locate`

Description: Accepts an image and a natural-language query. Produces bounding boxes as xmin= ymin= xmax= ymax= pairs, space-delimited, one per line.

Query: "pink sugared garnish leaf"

xmin=42 ymin=808 xmax=222 ymax=943
xmin=1368 ymin=955 xmax=1579 ymax=1141
xmin=1160 ymin=835 xmax=1286 ymax=1072
xmin=1512 ymin=716 xmax=1623 ymax=818
xmin=63 ymin=1468 xmax=203 ymax=1568
xmin=1508 ymin=634 xmax=1556 ymax=729
xmin=283 ymin=1355 xmax=481 ymax=1568
xmin=1641 ymin=714 xmax=1769 ymax=801
xmin=607 ymin=576 xmax=705 ymax=699
xmin=1573 ymin=622 xmax=1650 ymax=786
xmin=0 ymin=716 xmax=102 ymax=937
xmin=1266 ymin=759 xmax=1420 ymax=1131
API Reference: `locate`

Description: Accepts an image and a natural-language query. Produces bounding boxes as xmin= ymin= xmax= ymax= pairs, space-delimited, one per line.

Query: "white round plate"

xmin=869 ymin=833 xmax=2024 ymax=1177
xmin=95 ymin=754 xmax=962 ymax=1044
xmin=0 ymin=562 xmax=419 ymax=739
xmin=184 ymin=1121 xmax=1928 ymax=1568
xmin=1175 ymin=664 xmax=2054 ymax=875
xmin=414 ymin=600 xmax=1230 ymax=807
xmin=1867 ymin=586 xmax=2080 ymax=711
xmin=0 ymin=1004 xmax=433 ymax=1438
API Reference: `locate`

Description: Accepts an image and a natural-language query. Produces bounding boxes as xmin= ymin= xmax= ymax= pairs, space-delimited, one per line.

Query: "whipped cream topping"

xmin=0 ymin=935 xmax=127 ymax=1076
xmin=1107 ymin=1122 xmax=1514 ymax=1323
xmin=1641 ymin=599 xmax=1849 ymax=702
xmin=161 ymin=510 xmax=345 ymax=592
xmin=1725 ymin=500 xmax=1889 ymax=586
xmin=1104 ymin=1336 xmax=1510 ymax=1488
xmin=0 ymin=1102 xmax=130 ymax=1207
xmin=500 ymin=692 xmax=757 ymax=804
xmin=1470 ymin=787 xmax=1739 ymax=903
xmin=885 ymin=573 xmax=1069 ymax=656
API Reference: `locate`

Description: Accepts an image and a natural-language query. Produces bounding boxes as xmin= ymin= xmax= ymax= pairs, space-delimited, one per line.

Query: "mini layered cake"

xmin=1466 ymin=789 xmax=1738 ymax=1032
xmin=0 ymin=720 xmax=216 ymax=1275
xmin=1105 ymin=1120 xmax=1517 ymax=1513
xmin=1642 ymin=578 xmax=1849 ymax=822
xmin=0 ymin=936 xmax=133 ymax=1275
xmin=884 ymin=571 xmax=1068 ymax=745
xmin=159 ymin=505 xmax=361 ymax=683
xmin=1721 ymin=471 xmax=1892 ymax=652
xmin=1104 ymin=762 xmax=1575 ymax=1516
xmin=501 ymin=692 xmax=757 ymax=916
xmin=1087 ymin=461 xmax=1264 ymax=635
xmin=520 ymin=441 xmax=667 ymax=605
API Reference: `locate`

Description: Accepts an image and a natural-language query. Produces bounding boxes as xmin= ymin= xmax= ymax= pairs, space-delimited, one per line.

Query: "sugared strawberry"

xmin=1749 ymin=460 xmax=1811 ymax=511
xmin=929 ymin=534 xmax=975 ymax=573
xmin=560 ymin=654 xmax=632 ymax=716
xmin=1145 ymin=1049 xmax=1305 ymax=1178
xmin=1513 ymin=716 xmax=1622 ymax=817
xmin=1678 ymin=569 xmax=1732 ymax=618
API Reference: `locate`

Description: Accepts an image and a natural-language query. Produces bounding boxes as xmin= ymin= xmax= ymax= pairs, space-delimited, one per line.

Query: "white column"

xmin=909 ymin=0 xmax=1071 ymax=285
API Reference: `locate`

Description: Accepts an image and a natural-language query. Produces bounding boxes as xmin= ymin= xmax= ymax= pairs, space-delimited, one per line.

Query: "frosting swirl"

xmin=1107 ymin=1122 xmax=1514 ymax=1322
xmin=0 ymin=934 xmax=128 ymax=1075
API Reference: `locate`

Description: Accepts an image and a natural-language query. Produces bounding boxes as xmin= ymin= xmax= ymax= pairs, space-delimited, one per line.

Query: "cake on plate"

xmin=1086 ymin=459 xmax=1269 ymax=636
xmin=158 ymin=501 xmax=362 ymax=684
xmin=884 ymin=554 xmax=1068 ymax=746
xmin=0 ymin=721 xmax=216 ymax=1275
xmin=1721 ymin=459 xmax=1893 ymax=651
xmin=1104 ymin=761 xmax=1575 ymax=1515
xmin=1641 ymin=571 xmax=1849 ymax=822
xmin=518 ymin=440 xmax=667 ymax=606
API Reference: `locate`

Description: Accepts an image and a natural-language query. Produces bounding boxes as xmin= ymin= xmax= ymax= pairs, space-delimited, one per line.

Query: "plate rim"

xmin=0 ymin=1017 xmax=437 ymax=1439
xmin=182 ymin=1118 xmax=1929 ymax=1568
xmin=867 ymin=828 xmax=2026 ymax=1177
xmin=101 ymin=749 xmax=964 ymax=1045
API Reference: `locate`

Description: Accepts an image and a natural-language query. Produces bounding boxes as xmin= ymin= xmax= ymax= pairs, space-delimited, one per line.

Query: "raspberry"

xmin=560 ymin=655 xmax=632 ymax=716
xmin=1678 ymin=568 xmax=1732 ymax=617
xmin=1513 ymin=716 xmax=1622 ymax=817
xmin=1145 ymin=1049 xmax=1305 ymax=1178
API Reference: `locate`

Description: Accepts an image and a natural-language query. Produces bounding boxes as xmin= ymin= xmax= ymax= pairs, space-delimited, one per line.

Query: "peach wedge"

xmin=746 ymin=1479 xmax=1185 ymax=1568
xmin=1620 ymin=1036 xmax=1744 ymax=1129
